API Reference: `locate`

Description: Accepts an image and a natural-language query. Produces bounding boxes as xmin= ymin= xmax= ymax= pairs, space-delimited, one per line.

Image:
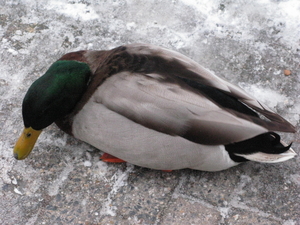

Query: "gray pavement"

xmin=0 ymin=0 xmax=299 ymax=224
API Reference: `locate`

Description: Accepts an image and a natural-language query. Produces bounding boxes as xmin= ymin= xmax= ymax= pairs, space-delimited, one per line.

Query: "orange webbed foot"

xmin=100 ymin=153 xmax=126 ymax=163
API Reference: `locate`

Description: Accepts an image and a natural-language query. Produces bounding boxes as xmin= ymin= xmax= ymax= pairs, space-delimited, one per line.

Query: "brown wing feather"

xmin=124 ymin=43 xmax=296 ymax=133
xmin=94 ymin=71 xmax=268 ymax=145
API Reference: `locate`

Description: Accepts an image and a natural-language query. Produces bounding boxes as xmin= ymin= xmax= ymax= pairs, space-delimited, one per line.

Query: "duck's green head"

xmin=14 ymin=60 xmax=91 ymax=160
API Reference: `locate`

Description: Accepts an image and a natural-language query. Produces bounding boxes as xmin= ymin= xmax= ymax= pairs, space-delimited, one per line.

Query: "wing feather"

xmin=95 ymin=72 xmax=269 ymax=145
xmin=124 ymin=44 xmax=296 ymax=133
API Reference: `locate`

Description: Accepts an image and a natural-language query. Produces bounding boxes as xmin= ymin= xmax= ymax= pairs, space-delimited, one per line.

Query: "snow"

xmin=100 ymin=165 xmax=134 ymax=216
xmin=48 ymin=163 xmax=74 ymax=196
xmin=83 ymin=160 xmax=92 ymax=167
xmin=13 ymin=187 xmax=23 ymax=195
xmin=45 ymin=0 xmax=99 ymax=21
xmin=181 ymin=0 xmax=300 ymax=52
xmin=239 ymin=83 xmax=289 ymax=108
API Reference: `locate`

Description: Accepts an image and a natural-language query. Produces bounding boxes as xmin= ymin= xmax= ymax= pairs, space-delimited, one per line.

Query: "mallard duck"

xmin=14 ymin=43 xmax=297 ymax=171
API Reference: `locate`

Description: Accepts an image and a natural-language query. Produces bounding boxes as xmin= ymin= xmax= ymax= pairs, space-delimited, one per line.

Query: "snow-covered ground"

xmin=0 ymin=0 xmax=299 ymax=224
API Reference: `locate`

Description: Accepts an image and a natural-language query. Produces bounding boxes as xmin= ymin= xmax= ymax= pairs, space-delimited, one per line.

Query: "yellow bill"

xmin=14 ymin=127 xmax=42 ymax=160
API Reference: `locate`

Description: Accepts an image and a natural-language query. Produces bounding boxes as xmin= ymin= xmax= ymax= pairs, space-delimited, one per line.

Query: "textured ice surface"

xmin=0 ymin=0 xmax=299 ymax=224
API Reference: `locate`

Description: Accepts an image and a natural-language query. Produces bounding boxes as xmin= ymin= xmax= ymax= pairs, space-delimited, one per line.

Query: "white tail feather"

xmin=236 ymin=148 xmax=297 ymax=163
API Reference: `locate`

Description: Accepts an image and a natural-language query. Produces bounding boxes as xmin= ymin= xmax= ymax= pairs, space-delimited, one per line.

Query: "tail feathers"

xmin=235 ymin=148 xmax=296 ymax=163
xmin=225 ymin=132 xmax=296 ymax=163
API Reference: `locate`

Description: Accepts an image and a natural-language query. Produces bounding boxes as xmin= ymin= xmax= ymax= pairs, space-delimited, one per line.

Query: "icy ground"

xmin=0 ymin=0 xmax=299 ymax=224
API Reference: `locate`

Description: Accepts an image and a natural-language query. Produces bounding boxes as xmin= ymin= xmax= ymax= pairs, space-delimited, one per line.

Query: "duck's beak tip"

xmin=13 ymin=152 xmax=19 ymax=160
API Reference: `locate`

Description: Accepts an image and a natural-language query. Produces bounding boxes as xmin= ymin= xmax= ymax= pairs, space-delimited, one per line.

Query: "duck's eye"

xmin=26 ymin=133 xmax=32 ymax=138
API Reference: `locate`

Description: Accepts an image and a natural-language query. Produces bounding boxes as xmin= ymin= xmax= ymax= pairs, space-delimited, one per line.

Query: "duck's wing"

xmin=89 ymin=44 xmax=295 ymax=146
xmin=124 ymin=44 xmax=296 ymax=131
xmin=95 ymin=70 xmax=263 ymax=145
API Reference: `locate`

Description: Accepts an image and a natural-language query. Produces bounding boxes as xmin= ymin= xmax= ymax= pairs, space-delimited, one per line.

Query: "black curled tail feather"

xmin=225 ymin=132 xmax=292 ymax=162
